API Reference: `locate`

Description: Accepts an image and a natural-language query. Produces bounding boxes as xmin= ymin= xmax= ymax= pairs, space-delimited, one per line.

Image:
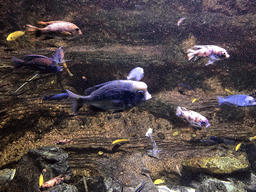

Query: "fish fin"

xmin=11 ymin=56 xmax=24 ymax=68
xmin=205 ymin=59 xmax=215 ymax=66
xmin=61 ymin=31 xmax=72 ymax=37
xmin=25 ymin=24 xmax=41 ymax=38
xmin=52 ymin=47 xmax=64 ymax=63
xmin=217 ymin=96 xmax=224 ymax=106
xmin=66 ymin=90 xmax=86 ymax=115
xmin=176 ymin=106 xmax=183 ymax=116
xmin=37 ymin=21 xmax=53 ymax=25
xmin=187 ymin=49 xmax=195 ymax=60
xmin=127 ymin=67 xmax=144 ymax=81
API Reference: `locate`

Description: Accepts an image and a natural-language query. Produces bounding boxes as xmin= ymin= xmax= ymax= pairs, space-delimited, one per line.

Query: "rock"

xmin=49 ymin=183 xmax=78 ymax=192
xmin=182 ymin=150 xmax=249 ymax=174
xmin=97 ymin=152 xmax=158 ymax=192
xmin=87 ymin=176 xmax=107 ymax=192
xmin=8 ymin=146 xmax=73 ymax=191
xmin=0 ymin=169 xmax=16 ymax=191
xmin=196 ymin=176 xmax=247 ymax=192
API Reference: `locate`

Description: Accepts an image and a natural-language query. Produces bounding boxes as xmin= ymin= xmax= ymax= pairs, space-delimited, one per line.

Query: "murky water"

xmin=0 ymin=0 xmax=256 ymax=191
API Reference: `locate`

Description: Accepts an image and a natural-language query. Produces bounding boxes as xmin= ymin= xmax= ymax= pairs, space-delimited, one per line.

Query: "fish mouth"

xmin=145 ymin=91 xmax=152 ymax=100
xmin=205 ymin=123 xmax=211 ymax=128
xmin=226 ymin=53 xmax=230 ymax=58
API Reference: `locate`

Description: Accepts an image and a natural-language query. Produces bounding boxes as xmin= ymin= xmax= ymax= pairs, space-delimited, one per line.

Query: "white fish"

xmin=187 ymin=45 xmax=230 ymax=66
xmin=176 ymin=106 xmax=210 ymax=128
xmin=177 ymin=17 xmax=186 ymax=26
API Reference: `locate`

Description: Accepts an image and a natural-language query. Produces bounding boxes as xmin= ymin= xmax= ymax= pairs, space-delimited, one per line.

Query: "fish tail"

xmin=25 ymin=24 xmax=42 ymax=38
xmin=43 ymin=96 xmax=49 ymax=100
xmin=187 ymin=49 xmax=196 ymax=60
xmin=217 ymin=96 xmax=224 ymax=106
xmin=66 ymin=90 xmax=87 ymax=115
xmin=11 ymin=56 xmax=24 ymax=68
xmin=176 ymin=106 xmax=183 ymax=116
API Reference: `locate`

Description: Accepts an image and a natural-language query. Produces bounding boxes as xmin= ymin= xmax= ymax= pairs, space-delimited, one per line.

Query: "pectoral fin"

xmin=205 ymin=59 xmax=215 ymax=66
xmin=61 ymin=31 xmax=72 ymax=37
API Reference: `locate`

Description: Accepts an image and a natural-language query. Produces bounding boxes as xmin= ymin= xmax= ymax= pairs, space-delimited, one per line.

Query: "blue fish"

xmin=43 ymin=93 xmax=68 ymax=100
xmin=201 ymin=136 xmax=235 ymax=145
xmin=66 ymin=80 xmax=152 ymax=115
xmin=218 ymin=94 xmax=256 ymax=107
xmin=11 ymin=47 xmax=64 ymax=73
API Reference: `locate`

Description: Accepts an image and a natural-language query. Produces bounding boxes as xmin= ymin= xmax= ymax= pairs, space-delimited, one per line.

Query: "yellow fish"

xmin=249 ymin=136 xmax=256 ymax=142
xmin=225 ymin=89 xmax=234 ymax=95
xmin=153 ymin=179 xmax=165 ymax=185
xmin=62 ymin=62 xmax=73 ymax=77
xmin=39 ymin=173 xmax=44 ymax=187
xmin=112 ymin=139 xmax=129 ymax=145
xmin=192 ymin=98 xmax=199 ymax=103
xmin=7 ymin=31 xmax=25 ymax=41
xmin=235 ymin=142 xmax=242 ymax=151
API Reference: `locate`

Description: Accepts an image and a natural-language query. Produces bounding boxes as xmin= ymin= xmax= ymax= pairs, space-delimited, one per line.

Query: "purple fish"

xmin=11 ymin=47 xmax=64 ymax=73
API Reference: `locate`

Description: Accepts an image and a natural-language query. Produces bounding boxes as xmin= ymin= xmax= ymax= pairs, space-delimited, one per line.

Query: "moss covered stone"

xmin=182 ymin=151 xmax=249 ymax=174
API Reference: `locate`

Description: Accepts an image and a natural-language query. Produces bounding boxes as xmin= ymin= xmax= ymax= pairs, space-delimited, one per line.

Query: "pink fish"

xmin=187 ymin=45 xmax=230 ymax=66
xmin=54 ymin=139 xmax=73 ymax=145
xmin=39 ymin=175 xmax=64 ymax=189
xmin=26 ymin=21 xmax=82 ymax=40
xmin=176 ymin=106 xmax=210 ymax=128
xmin=177 ymin=17 xmax=186 ymax=26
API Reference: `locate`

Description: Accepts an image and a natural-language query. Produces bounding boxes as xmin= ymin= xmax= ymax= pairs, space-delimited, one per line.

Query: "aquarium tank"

xmin=0 ymin=0 xmax=256 ymax=191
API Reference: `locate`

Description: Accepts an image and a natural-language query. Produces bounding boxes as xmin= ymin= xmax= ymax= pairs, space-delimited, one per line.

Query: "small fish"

xmin=236 ymin=142 xmax=242 ymax=151
xmin=225 ymin=88 xmax=234 ymax=95
xmin=176 ymin=106 xmax=210 ymax=128
xmin=209 ymin=136 xmax=224 ymax=144
xmin=201 ymin=136 xmax=235 ymax=145
xmin=112 ymin=139 xmax=129 ymax=145
xmin=40 ymin=175 xmax=64 ymax=189
xmin=6 ymin=31 xmax=25 ymax=41
xmin=153 ymin=179 xmax=165 ymax=185
xmin=12 ymin=47 xmax=65 ymax=73
xmin=218 ymin=95 xmax=256 ymax=107
xmin=39 ymin=173 xmax=44 ymax=187
xmin=187 ymin=45 xmax=230 ymax=66
xmin=177 ymin=17 xmax=186 ymax=26
xmin=26 ymin=21 xmax=82 ymax=40
xmin=249 ymin=136 xmax=256 ymax=142
xmin=200 ymin=138 xmax=217 ymax=145
xmin=54 ymin=139 xmax=73 ymax=145
xmin=127 ymin=67 xmax=144 ymax=81
xmin=43 ymin=93 xmax=68 ymax=100
xmin=146 ymin=128 xmax=161 ymax=158
xmin=192 ymin=98 xmax=199 ymax=103
xmin=62 ymin=61 xmax=73 ymax=76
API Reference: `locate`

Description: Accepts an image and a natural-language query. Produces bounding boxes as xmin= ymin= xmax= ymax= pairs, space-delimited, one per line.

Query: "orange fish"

xmin=26 ymin=21 xmax=82 ymax=40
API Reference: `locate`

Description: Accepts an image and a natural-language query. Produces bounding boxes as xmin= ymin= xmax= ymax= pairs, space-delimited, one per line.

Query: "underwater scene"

xmin=0 ymin=0 xmax=256 ymax=191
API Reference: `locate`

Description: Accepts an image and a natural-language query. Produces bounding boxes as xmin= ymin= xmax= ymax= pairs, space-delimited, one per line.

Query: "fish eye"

xmin=201 ymin=121 xmax=206 ymax=126
xmin=137 ymin=90 xmax=144 ymax=97
xmin=75 ymin=28 xmax=79 ymax=31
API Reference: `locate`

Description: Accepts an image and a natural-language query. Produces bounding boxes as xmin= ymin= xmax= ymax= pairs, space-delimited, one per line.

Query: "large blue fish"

xmin=218 ymin=94 xmax=256 ymax=107
xmin=66 ymin=67 xmax=151 ymax=115
xmin=11 ymin=47 xmax=64 ymax=73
